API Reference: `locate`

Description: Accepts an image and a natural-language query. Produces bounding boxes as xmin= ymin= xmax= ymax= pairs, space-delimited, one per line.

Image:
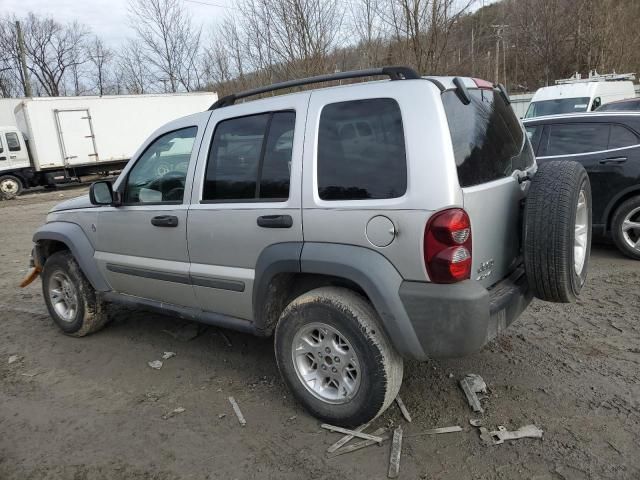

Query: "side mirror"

xmin=90 ymin=180 xmax=114 ymax=205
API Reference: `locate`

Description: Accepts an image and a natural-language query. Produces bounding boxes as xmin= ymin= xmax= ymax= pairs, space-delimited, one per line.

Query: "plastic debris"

xmin=161 ymin=351 xmax=176 ymax=360
xmin=469 ymin=418 xmax=483 ymax=427
xmin=229 ymin=396 xmax=246 ymax=426
xmin=388 ymin=426 xmax=403 ymax=478
xmin=395 ymin=396 xmax=412 ymax=422
xmin=479 ymin=424 xmax=544 ymax=445
xmin=162 ymin=407 xmax=186 ymax=420
xmin=218 ymin=413 xmax=226 ymax=419
xmin=321 ymin=424 xmax=384 ymax=443
xmin=459 ymin=373 xmax=487 ymax=413
xmin=8 ymin=355 xmax=20 ymax=364
xmin=148 ymin=360 xmax=163 ymax=370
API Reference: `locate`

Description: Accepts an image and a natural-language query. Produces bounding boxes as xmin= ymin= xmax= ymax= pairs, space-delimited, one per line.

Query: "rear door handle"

xmin=257 ymin=214 xmax=293 ymax=228
xmin=599 ymin=156 xmax=627 ymax=164
xmin=151 ymin=215 xmax=179 ymax=227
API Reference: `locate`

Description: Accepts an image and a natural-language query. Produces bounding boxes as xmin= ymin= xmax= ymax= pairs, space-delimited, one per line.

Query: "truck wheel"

xmin=42 ymin=251 xmax=109 ymax=337
xmin=274 ymin=287 xmax=403 ymax=427
xmin=524 ymin=161 xmax=592 ymax=303
xmin=611 ymin=196 xmax=640 ymax=260
xmin=0 ymin=175 xmax=23 ymax=199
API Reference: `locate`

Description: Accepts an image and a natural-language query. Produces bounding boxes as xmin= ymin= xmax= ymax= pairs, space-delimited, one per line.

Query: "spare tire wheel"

xmin=524 ymin=160 xmax=592 ymax=303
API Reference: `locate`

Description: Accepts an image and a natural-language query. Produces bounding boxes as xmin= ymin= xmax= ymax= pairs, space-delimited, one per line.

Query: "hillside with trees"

xmin=1 ymin=0 xmax=639 ymax=98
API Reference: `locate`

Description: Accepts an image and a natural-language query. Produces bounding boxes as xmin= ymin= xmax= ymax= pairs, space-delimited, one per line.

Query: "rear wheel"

xmin=0 ymin=175 xmax=23 ymax=199
xmin=42 ymin=251 xmax=109 ymax=336
xmin=611 ymin=197 xmax=640 ymax=260
xmin=274 ymin=287 xmax=403 ymax=427
xmin=524 ymin=161 xmax=592 ymax=302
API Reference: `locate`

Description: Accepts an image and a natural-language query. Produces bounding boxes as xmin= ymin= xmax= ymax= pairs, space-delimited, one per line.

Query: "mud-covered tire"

xmin=0 ymin=175 xmax=23 ymax=199
xmin=274 ymin=287 xmax=403 ymax=428
xmin=524 ymin=161 xmax=592 ymax=303
xmin=41 ymin=251 xmax=109 ymax=336
xmin=611 ymin=196 xmax=640 ymax=260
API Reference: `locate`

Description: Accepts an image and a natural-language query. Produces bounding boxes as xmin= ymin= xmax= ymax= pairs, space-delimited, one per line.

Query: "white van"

xmin=525 ymin=72 xmax=635 ymax=118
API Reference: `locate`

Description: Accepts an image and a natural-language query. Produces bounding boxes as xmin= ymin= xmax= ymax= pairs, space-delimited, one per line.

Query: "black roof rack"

xmin=208 ymin=66 xmax=421 ymax=110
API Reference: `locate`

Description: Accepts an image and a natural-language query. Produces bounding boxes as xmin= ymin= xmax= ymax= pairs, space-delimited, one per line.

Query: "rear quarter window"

xmin=442 ymin=88 xmax=532 ymax=187
xmin=317 ymin=98 xmax=407 ymax=200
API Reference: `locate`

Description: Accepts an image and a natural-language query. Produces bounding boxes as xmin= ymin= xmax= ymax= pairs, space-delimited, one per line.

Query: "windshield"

xmin=525 ymin=97 xmax=591 ymax=118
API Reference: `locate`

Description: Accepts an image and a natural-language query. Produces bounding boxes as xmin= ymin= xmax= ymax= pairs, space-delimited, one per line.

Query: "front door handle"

xmin=151 ymin=215 xmax=179 ymax=227
xmin=599 ymin=156 xmax=627 ymax=164
xmin=257 ymin=215 xmax=293 ymax=228
xmin=0 ymin=156 xmax=6 ymax=161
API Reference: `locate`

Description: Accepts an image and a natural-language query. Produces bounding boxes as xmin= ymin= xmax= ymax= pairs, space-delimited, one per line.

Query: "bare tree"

xmin=350 ymin=0 xmax=387 ymax=68
xmin=118 ymin=39 xmax=152 ymax=94
xmin=86 ymin=36 xmax=113 ymax=95
xmin=20 ymin=14 xmax=89 ymax=96
xmin=128 ymin=0 xmax=202 ymax=92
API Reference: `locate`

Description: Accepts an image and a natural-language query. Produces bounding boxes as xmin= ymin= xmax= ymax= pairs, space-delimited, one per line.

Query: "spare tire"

xmin=524 ymin=160 xmax=591 ymax=303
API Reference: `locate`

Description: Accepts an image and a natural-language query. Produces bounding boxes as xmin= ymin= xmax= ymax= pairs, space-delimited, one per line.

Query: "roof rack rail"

xmin=208 ymin=66 xmax=421 ymax=110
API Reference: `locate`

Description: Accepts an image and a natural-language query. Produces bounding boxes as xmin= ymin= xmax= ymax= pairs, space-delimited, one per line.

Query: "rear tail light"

xmin=424 ymin=208 xmax=472 ymax=283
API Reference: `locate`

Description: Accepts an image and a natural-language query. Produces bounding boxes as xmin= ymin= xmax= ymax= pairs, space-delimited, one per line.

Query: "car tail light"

xmin=424 ymin=208 xmax=472 ymax=283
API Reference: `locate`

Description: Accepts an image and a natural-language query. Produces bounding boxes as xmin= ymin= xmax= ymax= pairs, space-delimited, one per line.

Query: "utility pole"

xmin=15 ymin=21 xmax=32 ymax=98
xmin=491 ymin=24 xmax=508 ymax=84
xmin=471 ymin=27 xmax=475 ymax=77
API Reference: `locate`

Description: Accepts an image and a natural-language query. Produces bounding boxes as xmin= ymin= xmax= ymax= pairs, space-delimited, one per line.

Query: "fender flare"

xmin=33 ymin=222 xmax=110 ymax=292
xmin=602 ymin=184 xmax=640 ymax=230
xmin=253 ymin=241 xmax=426 ymax=360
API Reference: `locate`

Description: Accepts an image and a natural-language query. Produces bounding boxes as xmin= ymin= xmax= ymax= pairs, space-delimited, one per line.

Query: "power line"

xmin=183 ymin=0 xmax=239 ymax=10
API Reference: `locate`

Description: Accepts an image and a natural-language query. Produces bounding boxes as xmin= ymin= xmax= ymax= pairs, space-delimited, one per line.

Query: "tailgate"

xmin=463 ymin=177 xmax=524 ymax=288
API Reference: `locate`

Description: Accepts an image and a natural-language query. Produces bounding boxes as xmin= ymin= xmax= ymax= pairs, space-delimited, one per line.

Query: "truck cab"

xmin=0 ymin=126 xmax=31 ymax=198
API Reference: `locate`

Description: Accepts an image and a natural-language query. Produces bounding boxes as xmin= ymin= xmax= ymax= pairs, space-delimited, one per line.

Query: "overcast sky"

xmin=0 ymin=0 xmax=234 ymax=46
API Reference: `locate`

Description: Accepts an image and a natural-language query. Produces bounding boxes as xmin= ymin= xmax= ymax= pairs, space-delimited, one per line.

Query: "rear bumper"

xmin=398 ymin=267 xmax=532 ymax=358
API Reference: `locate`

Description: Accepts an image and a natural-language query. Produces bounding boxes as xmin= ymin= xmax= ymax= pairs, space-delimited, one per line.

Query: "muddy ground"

xmin=1 ymin=186 xmax=639 ymax=480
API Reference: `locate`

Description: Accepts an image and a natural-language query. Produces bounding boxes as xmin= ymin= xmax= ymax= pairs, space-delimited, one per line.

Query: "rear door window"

xmin=609 ymin=125 xmax=638 ymax=149
xmin=203 ymin=111 xmax=295 ymax=202
xmin=544 ymin=123 xmax=608 ymax=156
xmin=318 ymin=98 xmax=407 ymax=200
xmin=442 ymin=88 xmax=533 ymax=187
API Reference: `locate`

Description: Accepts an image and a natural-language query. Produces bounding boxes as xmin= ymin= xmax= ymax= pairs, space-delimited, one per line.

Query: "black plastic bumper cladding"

xmin=399 ymin=269 xmax=532 ymax=358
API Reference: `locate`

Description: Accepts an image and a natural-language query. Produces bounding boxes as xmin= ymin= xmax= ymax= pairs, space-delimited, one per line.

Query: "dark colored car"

xmin=523 ymin=113 xmax=640 ymax=259
xmin=595 ymin=97 xmax=640 ymax=112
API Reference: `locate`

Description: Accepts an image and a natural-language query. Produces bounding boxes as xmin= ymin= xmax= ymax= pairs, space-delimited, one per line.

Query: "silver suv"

xmin=24 ymin=67 xmax=592 ymax=427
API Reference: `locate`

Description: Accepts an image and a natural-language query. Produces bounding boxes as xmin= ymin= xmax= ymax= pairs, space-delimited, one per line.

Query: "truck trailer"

xmin=0 ymin=92 xmax=217 ymax=198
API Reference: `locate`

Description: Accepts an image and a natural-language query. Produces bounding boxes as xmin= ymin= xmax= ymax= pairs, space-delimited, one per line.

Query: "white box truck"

xmin=524 ymin=71 xmax=635 ymax=118
xmin=0 ymin=92 xmax=217 ymax=198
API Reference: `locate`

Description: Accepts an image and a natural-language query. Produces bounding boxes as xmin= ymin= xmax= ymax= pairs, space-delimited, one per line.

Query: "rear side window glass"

xmin=203 ymin=111 xmax=295 ymax=202
xmin=442 ymin=89 xmax=532 ymax=187
xmin=609 ymin=125 xmax=638 ymax=149
xmin=318 ymin=98 xmax=407 ymax=200
xmin=0 ymin=137 xmax=4 ymax=154
xmin=525 ymin=125 xmax=543 ymax=154
xmin=5 ymin=132 xmax=20 ymax=151
xmin=545 ymin=123 xmax=608 ymax=156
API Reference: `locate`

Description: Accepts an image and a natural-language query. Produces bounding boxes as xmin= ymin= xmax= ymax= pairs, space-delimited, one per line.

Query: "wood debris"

xmin=405 ymin=426 xmax=463 ymax=438
xmin=228 ymin=396 xmax=246 ymax=426
xmin=326 ymin=422 xmax=370 ymax=453
xmin=320 ymin=424 xmax=384 ymax=443
xmin=162 ymin=407 xmax=185 ymax=420
xmin=388 ymin=426 xmax=403 ymax=478
xmin=327 ymin=428 xmax=388 ymax=458
xmin=395 ymin=396 xmax=412 ymax=422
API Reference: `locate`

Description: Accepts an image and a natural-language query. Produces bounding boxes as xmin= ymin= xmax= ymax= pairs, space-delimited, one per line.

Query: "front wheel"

xmin=0 ymin=175 xmax=23 ymax=199
xmin=274 ymin=287 xmax=403 ymax=427
xmin=611 ymin=196 xmax=640 ymax=260
xmin=42 ymin=251 xmax=109 ymax=336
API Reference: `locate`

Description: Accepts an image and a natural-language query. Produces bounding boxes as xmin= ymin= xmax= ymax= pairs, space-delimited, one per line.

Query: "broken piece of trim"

xmin=327 ymin=428 xmax=388 ymax=458
xmin=395 ymin=396 xmax=412 ymax=422
xmin=459 ymin=374 xmax=487 ymax=413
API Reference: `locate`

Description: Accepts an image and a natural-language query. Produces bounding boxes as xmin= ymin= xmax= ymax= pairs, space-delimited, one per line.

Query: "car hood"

xmin=50 ymin=194 xmax=95 ymax=212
